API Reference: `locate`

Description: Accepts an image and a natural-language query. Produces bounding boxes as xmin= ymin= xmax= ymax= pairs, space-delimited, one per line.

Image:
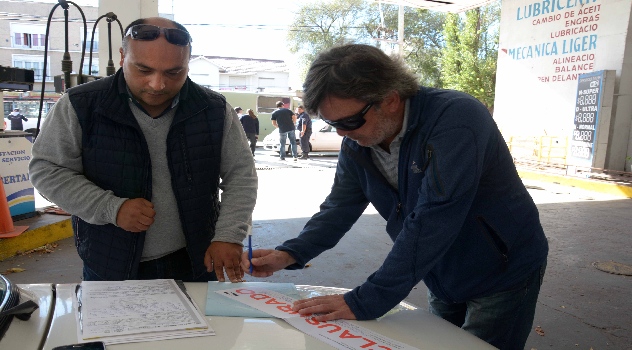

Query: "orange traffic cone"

xmin=0 ymin=178 xmax=29 ymax=238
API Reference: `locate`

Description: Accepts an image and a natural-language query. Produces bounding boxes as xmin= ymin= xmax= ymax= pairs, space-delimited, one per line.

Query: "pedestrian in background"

xmin=295 ymin=105 xmax=312 ymax=159
xmin=234 ymin=106 xmax=244 ymax=117
xmin=271 ymin=100 xmax=297 ymax=161
xmin=243 ymin=44 xmax=548 ymax=350
xmin=240 ymin=108 xmax=259 ymax=157
xmin=7 ymin=108 xmax=28 ymax=131
xmin=30 ymin=17 xmax=257 ymax=283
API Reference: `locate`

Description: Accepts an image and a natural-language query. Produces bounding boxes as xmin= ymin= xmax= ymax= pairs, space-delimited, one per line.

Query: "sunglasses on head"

xmin=321 ymin=102 xmax=374 ymax=131
xmin=125 ymin=24 xmax=192 ymax=46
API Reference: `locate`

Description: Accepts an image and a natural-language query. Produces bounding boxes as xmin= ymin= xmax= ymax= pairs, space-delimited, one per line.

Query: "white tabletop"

xmin=25 ymin=282 xmax=495 ymax=350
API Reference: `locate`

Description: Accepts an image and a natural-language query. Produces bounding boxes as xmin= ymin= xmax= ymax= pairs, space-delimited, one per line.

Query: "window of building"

xmin=257 ymin=96 xmax=290 ymax=114
xmin=82 ymin=59 xmax=99 ymax=75
xmin=258 ymin=77 xmax=275 ymax=89
xmin=81 ymin=29 xmax=99 ymax=52
xmin=229 ymin=76 xmax=247 ymax=90
xmin=12 ymin=55 xmax=52 ymax=82
xmin=11 ymin=23 xmax=47 ymax=49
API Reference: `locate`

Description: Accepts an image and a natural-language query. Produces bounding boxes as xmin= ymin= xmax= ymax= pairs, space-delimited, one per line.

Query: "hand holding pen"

xmin=241 ymin=249 xmax=297 ymax=277
xmin=248 ymin=233 xmax=253 ymax=274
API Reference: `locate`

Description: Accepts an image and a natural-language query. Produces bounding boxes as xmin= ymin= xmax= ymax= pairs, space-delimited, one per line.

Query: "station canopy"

xmin=375 ymin=0 xmax=496 ymax=13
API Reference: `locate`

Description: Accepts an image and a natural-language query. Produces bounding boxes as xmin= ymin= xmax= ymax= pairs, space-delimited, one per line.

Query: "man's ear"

xmin=119 ymin=47 xmax=125 ymax=66
xmin=382 ymin=91 xmax=402 ymax=113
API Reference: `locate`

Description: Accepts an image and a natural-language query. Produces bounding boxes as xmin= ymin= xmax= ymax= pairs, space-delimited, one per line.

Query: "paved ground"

xmin=1 ymin=148 xmax=631 ymax=349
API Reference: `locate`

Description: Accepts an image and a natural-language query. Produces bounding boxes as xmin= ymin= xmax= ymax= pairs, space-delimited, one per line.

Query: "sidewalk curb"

xmin=0 ymin=218 xmax=73 ymax=261
xmin=518 ymin=169 xmax=632 ymax=198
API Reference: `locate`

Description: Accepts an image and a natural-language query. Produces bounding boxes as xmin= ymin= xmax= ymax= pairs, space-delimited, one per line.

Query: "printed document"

xmin=76 ymin=279 xmax=213 ymax=343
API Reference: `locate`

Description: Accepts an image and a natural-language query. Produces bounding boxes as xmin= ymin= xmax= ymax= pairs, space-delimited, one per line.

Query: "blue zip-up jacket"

xmin=68 ymin=69 xmax=224 ymax=280
xmin=277 ymin=87 xmax=549 ymax=320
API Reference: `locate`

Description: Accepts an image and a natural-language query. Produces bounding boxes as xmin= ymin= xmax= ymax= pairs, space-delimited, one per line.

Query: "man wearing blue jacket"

xmin=244 ymin=44 xmax=548 ymax=349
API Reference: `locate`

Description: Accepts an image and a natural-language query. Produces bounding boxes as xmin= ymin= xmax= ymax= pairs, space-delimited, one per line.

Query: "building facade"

xmin=493 ymin=0 xmax=632 ymax=171
xmin=0 ymin=0 xmax=99 ymax=118
xmin=189 ymin=55 xmax=291 ymax=92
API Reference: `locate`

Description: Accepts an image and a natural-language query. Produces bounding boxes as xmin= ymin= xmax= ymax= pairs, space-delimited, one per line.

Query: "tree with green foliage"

xmin=287 ymin=0 xmax=500 ymax=107
xmin=289 ymin=2 xmax=446 ymax=88
xmin=370 ymin=5 xmax=445 ymax=88
xmin=441 ymin=2 xmax=500 ymax=111
xmin=287 ymin=0 xmax=370 ymax=79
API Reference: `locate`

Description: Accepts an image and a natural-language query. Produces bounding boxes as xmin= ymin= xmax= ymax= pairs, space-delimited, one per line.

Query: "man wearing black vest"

xmin=29 ymin=17 xmax=257 ymax=282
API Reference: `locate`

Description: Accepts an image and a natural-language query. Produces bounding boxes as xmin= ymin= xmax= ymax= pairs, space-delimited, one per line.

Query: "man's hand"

xmin=205 ymin=241 xmax=244 ymax=282
xmin=293 ymin=295 xmax=356 ymax=322
xmin=116 ymin=198 xmax=155 ymax=232
xmin=240 ymin=249 xmax=296 ymax=277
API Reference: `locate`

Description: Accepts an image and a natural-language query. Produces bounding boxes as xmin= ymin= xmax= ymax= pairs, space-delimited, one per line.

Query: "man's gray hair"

xmin=302 ymin=44 xmax=419 ymax=115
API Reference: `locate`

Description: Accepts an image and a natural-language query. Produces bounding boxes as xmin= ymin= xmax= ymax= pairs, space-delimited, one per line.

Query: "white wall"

xmin=188 ymin=59 xmax=220 ymax=88
xmin=97 ymin=0 xmax=159 ymax=75
xmin=218 ymin=71 xmax=289 ymax=92
xmin=494 ymin=0 xmax=632 ymax=170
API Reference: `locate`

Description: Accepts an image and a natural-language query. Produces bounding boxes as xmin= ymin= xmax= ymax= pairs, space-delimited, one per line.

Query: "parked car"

xmin=262 ymin=119 xmax=343 ymax=155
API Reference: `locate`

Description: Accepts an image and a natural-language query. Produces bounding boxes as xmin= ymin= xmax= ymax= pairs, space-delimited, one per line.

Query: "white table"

xmin=9 ymin=283 xmax=495 ymax=350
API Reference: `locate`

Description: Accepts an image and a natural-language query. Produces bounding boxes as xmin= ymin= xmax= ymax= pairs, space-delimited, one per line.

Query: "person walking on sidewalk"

xmin=296 ymin=105 xmax=312 ymax=159
xmin=240 ymin=108 xmax=259 ymax=157
xmin=243 ymin=44 xmax=548 ymax=350
xmin=271 ymin=101 xmax=297 ymax=161
xmin=7 ymin=108 xmax=28 ymax=131
xmin=29 ymin=17 xmax=257 ymax=283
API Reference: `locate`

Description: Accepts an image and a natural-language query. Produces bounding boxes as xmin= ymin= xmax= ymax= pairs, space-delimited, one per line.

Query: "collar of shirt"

xmin=369 ymin=100 xmax=410 ymax=189
xmin=123 ymin=86 xmax=180 ymax=118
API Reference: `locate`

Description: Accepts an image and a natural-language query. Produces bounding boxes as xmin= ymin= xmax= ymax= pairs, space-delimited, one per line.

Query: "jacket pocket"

xmin=476 ymin=216 xmax=509 ymax=272
xmin=422 ymin=144 xmax=444 ymax=196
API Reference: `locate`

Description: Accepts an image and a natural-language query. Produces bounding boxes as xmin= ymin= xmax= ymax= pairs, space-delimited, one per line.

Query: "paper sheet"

xmin=215 ymin=287 xmax=420 ymax=350
xmin=205 ymin=281 xmax=299 ymax=317
xmin=75 ymin=279 xmax=213 ymax=344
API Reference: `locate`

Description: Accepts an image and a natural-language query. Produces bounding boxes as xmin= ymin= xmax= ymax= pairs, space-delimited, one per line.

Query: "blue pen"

xmin=248 ymin=233 xmax=253 ymax=274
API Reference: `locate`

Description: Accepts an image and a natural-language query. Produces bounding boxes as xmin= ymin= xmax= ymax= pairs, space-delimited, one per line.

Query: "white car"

xmin=263 ymin=120 xmax=343 ymax=155
xmin=0 ymin=274 xmax=496 ymax=350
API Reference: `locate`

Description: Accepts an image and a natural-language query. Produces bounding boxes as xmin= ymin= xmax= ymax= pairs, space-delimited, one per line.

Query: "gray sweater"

xmin=29 ymin=93 xmax=257 ymax=259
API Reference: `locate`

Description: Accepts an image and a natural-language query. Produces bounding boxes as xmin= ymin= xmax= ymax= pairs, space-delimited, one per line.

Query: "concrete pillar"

xmin=97 ymin=0 xmax=159 ymax=76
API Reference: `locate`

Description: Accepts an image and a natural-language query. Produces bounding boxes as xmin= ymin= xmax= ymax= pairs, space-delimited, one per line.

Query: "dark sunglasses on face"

xmin=125 ymin=24 xmax=192 ymax=46
xmin=321 ymin=102 xmax=374 ymax=131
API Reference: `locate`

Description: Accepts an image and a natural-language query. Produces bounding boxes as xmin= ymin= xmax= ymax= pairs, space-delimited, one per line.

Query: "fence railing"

xmin=505 ymin=135 xmax=632 ymax=185
xmin=506 ymin=135 xmax=568 ymax=165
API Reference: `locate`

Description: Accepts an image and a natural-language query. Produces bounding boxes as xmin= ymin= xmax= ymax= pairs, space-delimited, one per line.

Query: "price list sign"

xmin=570 ymin=71 xmax=604 ymax=166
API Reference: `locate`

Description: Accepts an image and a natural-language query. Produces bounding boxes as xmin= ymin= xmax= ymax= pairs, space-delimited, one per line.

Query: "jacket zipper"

xmin=179 ymin=131 xmax=193 ymax=186
xmin=422 ymin=147 xmax=433 ymax=172
xmin=476 ymin=216 xmax=509 ymax=271
xmin=421 ymin=144 xmax=445 ymax=196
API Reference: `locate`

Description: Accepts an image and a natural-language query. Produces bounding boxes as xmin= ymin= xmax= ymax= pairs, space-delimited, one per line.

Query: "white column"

xmin=97 ymin=0 xmax=159 ymax=76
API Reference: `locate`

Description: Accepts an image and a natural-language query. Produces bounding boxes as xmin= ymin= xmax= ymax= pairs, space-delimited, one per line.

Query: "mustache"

xmin=142 ymin=89 xmax=168 ymax=95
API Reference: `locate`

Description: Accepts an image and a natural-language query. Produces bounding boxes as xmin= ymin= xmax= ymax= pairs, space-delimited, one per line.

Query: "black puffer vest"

xmin=68 ymin=69 xmax=225 ymax=280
